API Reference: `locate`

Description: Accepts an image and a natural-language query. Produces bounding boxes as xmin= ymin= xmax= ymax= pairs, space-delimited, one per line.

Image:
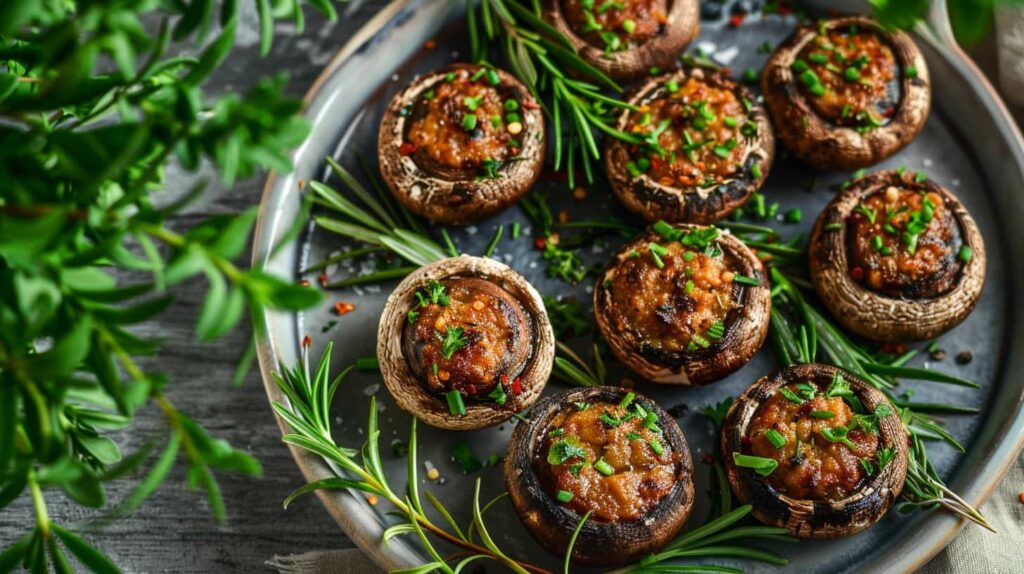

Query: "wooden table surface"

xmin=2 ymin=3 xmax=1020 ymax=573
xmin=0 ymin=3 xmax=381 ymax=571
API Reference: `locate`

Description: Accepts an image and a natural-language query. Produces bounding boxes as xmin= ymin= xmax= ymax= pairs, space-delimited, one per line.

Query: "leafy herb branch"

xmin=0 ymin=1 xmax=339 ymax=571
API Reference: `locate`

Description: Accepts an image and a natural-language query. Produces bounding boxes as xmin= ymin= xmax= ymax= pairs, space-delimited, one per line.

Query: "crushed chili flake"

xmin=301 ymin=335 xmax=312 ymax=348
xmin=730 ymin=14 xmax=744 ymax=27
xmin=558 ymin=210 xmax=570 ymax=224
xmin=334 ymin=301 xmax=356 ymax=316
xmin=510 ymin=376 xmax=522 ymax=395
xmin=534 ymin=237 xmax=547 ymax=250
xmin=851 ymin=266 xmax=864 ymax=281
xmin=399 ymin=141 xmax=417 ymax=156
xmin=424 ymin=39 xmax=436 ymax=50
xmin=318 ymin=272 xmax=329 ymax=288
xmin=521 ymin=98 xmax=540 ymax=110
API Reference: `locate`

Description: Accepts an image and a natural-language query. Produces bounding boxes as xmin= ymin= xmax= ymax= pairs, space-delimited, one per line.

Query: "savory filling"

xmin=402 ymin=277 xmax=532 ymax=413
xmin=603 ymin=225 xmax=745 ymax=355
xmin=536 ymin=395 xmax=678 ymax=522
xmin=792 ymin=23 xmax=899 ymax=129
xmin=402 ymin=67 xmax=525 ymax=178
xmin=623 ymin=76 xmax=758 ymax=189
xmin=738 ymin=373 xmax=895 ymax=501
xmin=845 ymin=185 xmax=966 ymax=298
xmin=562 ymin=0 xmax=668 ymax=54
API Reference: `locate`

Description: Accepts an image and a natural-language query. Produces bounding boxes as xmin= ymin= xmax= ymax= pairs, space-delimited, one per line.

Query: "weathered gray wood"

xmin=0 ymin=2 xmax=387 ymax=571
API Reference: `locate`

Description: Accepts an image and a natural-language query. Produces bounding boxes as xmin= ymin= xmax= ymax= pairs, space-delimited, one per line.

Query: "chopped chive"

xmin=470 ymin=68 xmax=486 ymax=82
xmin=824 ymin=222 xmax=843 ymax=231
xmin=733 ymin=452 xmax=778 ymax=476
xmin=779 ymin=388 xmax=805 ymax=404
xmin=622 ymin=19 xmax=636 ymax=33
xmin=765 ymin=429 xmax=787 ymax=448
xmin=785 ymin=208 xmax=802 ymax=223
xmin=733 ymin=274 xmax=761 ymax=286
xmin=407 ymin=309 xmax=419 ymax=324
xmin=666 ymin=79 xmax=679 ymax=93
xmin=958 ymin=245 xmax=973 ymax=263
xmin=486 ymin=69 xmax=500 ymax=86
xmin=504 ymin=99 xmax=519 ymax=112
xmin=556 ymin=490 xmax=574 ymax=503
xmin=750 ymin=162 xmax=763 ymax=179
xmin=648 ymin=437 xmax=665 ymax=455
xmin=446 ymin=390 xmax=466 ymax=416
xmin=487 ymin=381 xmax=507 ymax=405
xmin=844 ymin=67 xmax=860 ymax=81
xmin=905 ymin=65 xmax=918 ymax=78
xmin=444 ymin=72 xmax=456 ymax=82
xmin=593 ymin=459 xmax=614 ymax=476
xmin=809 ymin=410 xmax=835 ymax=419
xmin=461 ymin=114 xmax=478 ymax=130
xmin=626 ymin=432 xmax=642 ymax=440
xmin=871 ymin=235 xmax=884 ymax=251
xmin=618 ymin=392 xmax=635 ymax=410
xmin=356 ymin=357 xmax=379 ymax=371
xmin=511 ymin=221 xmax=520 ymax=239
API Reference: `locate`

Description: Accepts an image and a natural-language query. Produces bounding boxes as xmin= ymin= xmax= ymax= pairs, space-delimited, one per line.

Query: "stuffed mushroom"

xmin=377 ymin=64 xmax=545 ymax=224
xmin=505 ymin=386 xmax=694 ymax=566
xmin=594 ymin=222 xmax=770 ymax=385
xmin=722 ymin=363 xmax=909 ymax=539
xmin=543 ymin=0 xmax=699 ymax=81
xmin=808 ymin=170 xmax=985 ymax=341
xmin=761 ymin=16 xmax=930 ymax=170
xmin=605 ymin=67 xmax=775 ymax=224
xmin=377 ymin=255 xmax=554 ymax=430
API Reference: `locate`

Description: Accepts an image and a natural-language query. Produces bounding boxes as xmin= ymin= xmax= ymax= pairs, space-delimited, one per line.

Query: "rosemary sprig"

xmin=272 ymin=341 xmax=552 ymax=574
xmin=469 ymin=0 xmax=642 ymax=188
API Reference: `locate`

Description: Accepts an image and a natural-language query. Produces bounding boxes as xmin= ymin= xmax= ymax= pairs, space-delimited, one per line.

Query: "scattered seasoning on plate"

xmin=956 ymin=351 xmax=973 ymax=365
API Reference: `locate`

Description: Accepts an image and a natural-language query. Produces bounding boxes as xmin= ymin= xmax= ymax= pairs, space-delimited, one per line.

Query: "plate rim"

xmin=251 ymin=0 xmax=1024 ymax=571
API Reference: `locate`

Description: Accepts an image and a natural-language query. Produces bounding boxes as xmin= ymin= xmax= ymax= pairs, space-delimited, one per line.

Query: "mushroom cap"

xmin=543 ymin=0 xmax=700 ymax=81
xmin=761 ymin=15 xmax=930 ymax=170
xmin=605 ymin=67 xmax=775 ymax=224
xmin=808 ymin=170 xmax=985 ymax=341
xmin=376 ymin=255 xmax=554 ymax=430
xmin=504 ymin=386 xmax=694 ymax=565
xmin=594 ymin=224 xmax=771 ymax=385
xmin=377 ymin=64 xmax=545 ymax=225
xmin=721 ymin=363 xmax=909 ymax=539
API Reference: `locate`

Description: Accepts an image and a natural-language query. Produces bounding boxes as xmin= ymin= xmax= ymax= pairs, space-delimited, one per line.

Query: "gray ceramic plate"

xmin=253 ymin=1 xmax=1024 ymax=572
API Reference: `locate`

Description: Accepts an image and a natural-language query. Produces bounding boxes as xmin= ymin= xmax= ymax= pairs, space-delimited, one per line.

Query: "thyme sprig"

xmin=469 ymin=0 xmax=642 ymax=188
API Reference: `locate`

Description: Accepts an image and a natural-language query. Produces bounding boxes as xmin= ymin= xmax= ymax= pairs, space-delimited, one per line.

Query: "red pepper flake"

xmin=334 ymin=301 xmax=356 ymax=316
xmin=851 ymin=266 xmax=864 ymax=281
xmin=534 ymin=237 xmax=547 ymax=250
xmin=883 ymin=107 xmax=896 ymax=118
xmin=509 ymin=147 xmax=520 ymax=156
xmin=510 ymin=377 xmax=522 ymax=395
xmin=318 ymin=272 xmax=329 ymax=288
xmin=729 ymin=14 xmax=744 ymax=27
xmin=301 ymin=335 xmax=312 ymax=348
xmin=300 ymin=279 xmax=311 ymax=287
xmin=521 ymin=98 xmax=540 ymax=110
xmin=424 ymin=39 xmax=436 ymax=50
xmin=399 ymin=142 xmax=417 ymax=156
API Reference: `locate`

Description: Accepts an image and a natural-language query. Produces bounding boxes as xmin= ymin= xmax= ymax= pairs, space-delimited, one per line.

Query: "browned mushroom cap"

xmin=808 ymin=170 xmax=985 ymax=341
xmin=594 ymin=223 xmax=770 ymax=385
xmin=761 ymin=16 xmax=930 ymax=170
xmin=721 ymin=363 xmax=909 ymax=539
xmin=605 ymin=67 xmax=775 ymax=224
xmin=377 ymin=64 xmax=544 ymax=225
xmin=377 ymin=255 xmax=554 ymax=430
xmin=543 ymin=0 xmax=699 ymax=81
xmin=505 ymin=386 xmax=694 ymax=565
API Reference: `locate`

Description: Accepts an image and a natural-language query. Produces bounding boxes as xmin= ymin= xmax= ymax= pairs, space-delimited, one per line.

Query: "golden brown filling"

xmin=623 ymin=77 xmax=753 ymax=188
xmin=562 ymin=0 xmax=667 ymax=53
xmin=793 ymin=25 xmax=897 ymax=128
xmin=403 ymin=68 xmax=523 ymax=175
xmin=606 ymin=230 xmax=735 ymax=353
xmin=746 ymin=378 xmax=890 ymax=501
xmin=537 ymin=398 xmax=677 ymax=522
xmin=402 ymin=277 xmax=531 ymax=401
xmin=846 ymin=186 xmax=963 ymax=298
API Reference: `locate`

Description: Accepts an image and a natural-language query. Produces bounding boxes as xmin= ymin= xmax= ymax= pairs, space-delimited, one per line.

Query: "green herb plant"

xmin=0 ymin=1 xmax=338 ymax=571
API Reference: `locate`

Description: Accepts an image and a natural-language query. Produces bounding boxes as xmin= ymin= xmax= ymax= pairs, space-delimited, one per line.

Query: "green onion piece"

xmin=618 ymin=392 xmax=635 ymax=410
xmin=556 ymin=490 xmax=574 ymax=503
xmin=779 ymin=388 xmax=805 ymax=404
xmin=648 ymin=437 xmax=665 ymax=455
xmin=809 ymin=410 xmax=835 ymax=419
xmin=622 ymin=19 xmax=636 ymax=33
xmin=486 ymin=69 xmax=500 ymax=86
xmin=356 ymin=357 xmax=379 ymax=371
xmin=461 ymin=114 xmax=478 ymax=130
xmin=765 ymin=429 xmax=787 ymax=448
xmin=733 ymin=274 xmax=761 ymax=286
xmin=407 ymin=309 xmax=419 ymax=324
xmin=444 ymin=72 xmax=456 ymax=82
xmin=824 ymin=222 xmax=843 ymax=231
xmin=750 ymin=162 xmax=763 ymax=179
xmin=733 ymin=452 xmax=779 ymax=476
xmin=666 ymin=79 xmax=679 ymax=93
xmin=446 ymin=390 xmax=466 ymax=416
xmin=844 ymin=67 xmax=860 ymax=81
xmin=504 ymin=99 xmax=519 ymax=112
xmin=785 ymin=208 xmax=802 ymax=223
xmin=593 ymin=459 xmax=614 ymax=476
xmin=905 ymin=65 xmax=918 ymax=78
xmin=487 ymin=381 xmax=507 ymax=405
xmin=958 ymin=245 xmax=973 ymax=263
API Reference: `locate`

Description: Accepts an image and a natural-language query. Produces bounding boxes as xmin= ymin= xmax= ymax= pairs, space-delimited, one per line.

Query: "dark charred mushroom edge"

xmin=378 ymin=64 xmax=545 ymax=225
xmin=377 ymin=255 xmax=554 ymax=430
xmin=605 ymin=67 xmax=775 ymax=224
xmin=808 ymin=170 xmax=985 ymax=341
xmin=543 ymin=0 xmax=699 ymax=81
xmin=505 ymin=386 xmax=694 ymax=565
xmin=761 ymin=16 xmax=930 ymax=171
xmin=722 ymin=364 xmax=909 ymax=539
xmin=594 ymin=223 xmax=771 ymax=385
